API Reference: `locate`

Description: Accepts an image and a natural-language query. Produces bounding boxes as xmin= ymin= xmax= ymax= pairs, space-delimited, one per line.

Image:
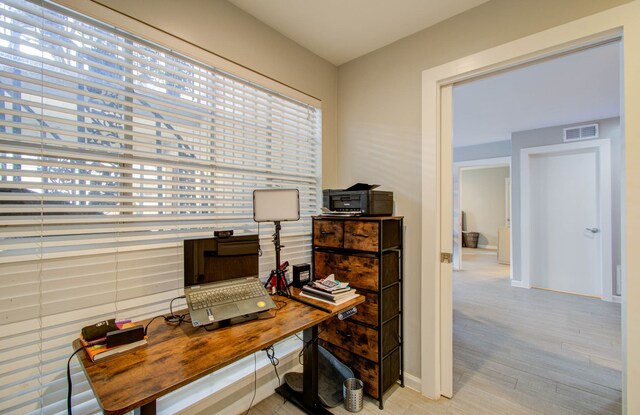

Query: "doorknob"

xmin=585 ymin=227 xmax=600 ymax=234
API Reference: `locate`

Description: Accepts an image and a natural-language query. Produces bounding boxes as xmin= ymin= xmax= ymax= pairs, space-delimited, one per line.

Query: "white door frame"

xmin=439 ymin=85 xmax=454 ymax=398
xmin=505 ymin=177 xmax=511 ymax=227
xmin=421 ymin=2 xmax=639 ymax=410
xmin=520 ymin=139 xmax=612 ymax=300
xmin=453 ymin=157 xmax=511 ymax=271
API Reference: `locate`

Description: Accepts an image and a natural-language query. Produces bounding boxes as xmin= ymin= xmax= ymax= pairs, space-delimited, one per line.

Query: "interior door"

xmin=529 ymin=148 xmax=601 ymax=296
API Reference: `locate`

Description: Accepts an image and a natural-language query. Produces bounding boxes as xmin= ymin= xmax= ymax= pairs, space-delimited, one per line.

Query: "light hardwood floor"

xmin=249 ymin=248 xmax=622 ymax=414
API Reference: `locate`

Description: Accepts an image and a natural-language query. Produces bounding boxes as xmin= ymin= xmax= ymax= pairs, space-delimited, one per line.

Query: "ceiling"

xmin=225 ymin=1 xmax=619 ymax=147
xmin=453 ymin=41 xmax=621 ymax=148
xmin=227 ymin=0 xmax=488 ymax=66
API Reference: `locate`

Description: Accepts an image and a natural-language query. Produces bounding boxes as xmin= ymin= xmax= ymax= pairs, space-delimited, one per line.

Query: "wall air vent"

xmin=563 ymin=123 xmax=599 ymax=142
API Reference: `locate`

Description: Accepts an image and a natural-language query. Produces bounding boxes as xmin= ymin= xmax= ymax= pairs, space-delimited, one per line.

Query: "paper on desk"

xmin=313 ymin=274 xmax=350 ymax=291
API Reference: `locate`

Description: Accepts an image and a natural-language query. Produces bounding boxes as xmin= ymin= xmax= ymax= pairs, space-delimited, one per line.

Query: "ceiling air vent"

xmin=563 ymin=123 xmax=599 ymax=142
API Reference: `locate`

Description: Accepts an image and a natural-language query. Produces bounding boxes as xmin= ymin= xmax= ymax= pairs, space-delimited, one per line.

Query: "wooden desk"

xmin=73 ymin=290 xmax=364 ymax=415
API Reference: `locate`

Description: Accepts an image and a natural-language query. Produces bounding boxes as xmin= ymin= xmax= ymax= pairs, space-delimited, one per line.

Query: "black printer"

xmin=322 ymin=183 xmax=393 ymax=216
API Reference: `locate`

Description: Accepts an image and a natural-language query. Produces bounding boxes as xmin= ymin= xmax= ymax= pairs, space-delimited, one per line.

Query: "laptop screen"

xmin=183 ymin=235 xmax=260 ymax=287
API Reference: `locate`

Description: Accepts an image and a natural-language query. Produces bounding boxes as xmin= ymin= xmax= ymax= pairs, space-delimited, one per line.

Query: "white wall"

xmin=337 ymin=0 xmax=632 ymax=382
xmin=461 ymin=166 xmax=510 ymax=248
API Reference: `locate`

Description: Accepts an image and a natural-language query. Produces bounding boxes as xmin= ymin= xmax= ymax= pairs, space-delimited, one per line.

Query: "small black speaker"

xmin=292 ymin=263 xmax=311 ymax=288
xmin=106 ymin=325 xmax=145 ymax=348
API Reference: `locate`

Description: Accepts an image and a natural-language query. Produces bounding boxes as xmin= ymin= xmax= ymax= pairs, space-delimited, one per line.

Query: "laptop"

xmin=185 ymin=276 xmax=275 ymax=327
xmin=184 ymin=235 xmax=275 ymax=327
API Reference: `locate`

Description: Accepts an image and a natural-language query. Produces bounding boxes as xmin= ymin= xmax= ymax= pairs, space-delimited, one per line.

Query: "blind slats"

xmin=0 ymin=50 xmax=318 ymax=141
xmin=0 ymin=73 xmax=318 ymax=149
xmin=0 ymin=102 xmax=316 ymax=163
xmin=0 ymin=9 xmax=316 ymax=124
xmin=0 ymin=140 xmax=318 ymax=184
xmin=0 ymin=99 xmax=317 ymax=160
xmin=0 ymin=1 xmax=321 ymax=414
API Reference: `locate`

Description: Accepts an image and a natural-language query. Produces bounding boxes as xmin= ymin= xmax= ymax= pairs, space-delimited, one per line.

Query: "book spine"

xmin=310 ymin=284 xmax=350 ymax=294
xmin=302 ymin=287 xmax=340 ymax=300
xmin=299 ymin=292 xmax=358 ymax=305
xmin=299 ymin=292 xmax=338 ymax=305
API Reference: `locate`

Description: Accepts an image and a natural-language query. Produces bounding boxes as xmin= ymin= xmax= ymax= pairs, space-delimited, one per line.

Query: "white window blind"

xmin=0 ymin=0 xmax=321 ymax=413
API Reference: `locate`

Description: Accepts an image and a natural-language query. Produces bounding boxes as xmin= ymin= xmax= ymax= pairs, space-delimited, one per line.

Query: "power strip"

xmin=337 ymin=307 xmax=357 ymax=321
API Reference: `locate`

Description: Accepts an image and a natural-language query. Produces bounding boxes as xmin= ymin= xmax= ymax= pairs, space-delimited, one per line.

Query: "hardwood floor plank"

xmin=455 ymin=320 xmax=620 ymax=394
xmin=247 ymin=248 xmax=621 ymax=415
xmin=555 ymin=383 xmax=622 ymax=413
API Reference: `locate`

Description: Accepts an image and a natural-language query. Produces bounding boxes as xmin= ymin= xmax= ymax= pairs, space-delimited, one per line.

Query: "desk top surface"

xmin=73 ymin=289 xmax=364 ymax=415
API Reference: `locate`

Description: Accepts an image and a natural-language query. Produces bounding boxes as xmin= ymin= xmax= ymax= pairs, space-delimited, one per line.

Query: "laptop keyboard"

xmin=189 ymin=279 xmax=266 ymax=310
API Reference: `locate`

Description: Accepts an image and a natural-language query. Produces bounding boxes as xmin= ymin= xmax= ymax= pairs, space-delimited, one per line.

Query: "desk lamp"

xmin=253 ymin=189 xmax=300 ymax=296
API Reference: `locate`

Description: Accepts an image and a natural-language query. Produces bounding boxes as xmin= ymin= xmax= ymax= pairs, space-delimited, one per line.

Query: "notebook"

xmin=185 ymin=276 xmax=275 ymax=327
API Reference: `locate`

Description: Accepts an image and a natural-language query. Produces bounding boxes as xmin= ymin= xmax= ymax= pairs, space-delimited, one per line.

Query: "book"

xmin=302 ymin=285 xmax=356 ymax=300
xmin=313 ymin=274 xmax=349 ymax=291
xmin=80 ymin=337 xmax=147 ymax=362
xmin=310 ymin=284 xmax=352 ymax=294
xmin=300 ymin=291 xmax=360 ymax=306
xmin=304 ymin=285 xmax=355 ymax=298
xmin=79 ymin=320 xmax=147 ymax=362
xmin=316 ymin=277 xmax=339 ymax=289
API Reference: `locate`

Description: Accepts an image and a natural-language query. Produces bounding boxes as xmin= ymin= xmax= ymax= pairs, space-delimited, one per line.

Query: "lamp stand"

xmin=264 ymin=221 xmax=291 ymax=296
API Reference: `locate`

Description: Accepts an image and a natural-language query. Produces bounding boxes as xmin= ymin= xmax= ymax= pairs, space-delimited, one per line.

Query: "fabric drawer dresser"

xmin=312 ymin=215 xmax=404 ymax=409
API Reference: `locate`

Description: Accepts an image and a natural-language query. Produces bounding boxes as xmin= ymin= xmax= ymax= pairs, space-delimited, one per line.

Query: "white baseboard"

xmin=403 ymin=372 xmax=421 ymax=392
xmin=612 ymin=295 xmax=622 ymax=304
xmin=477 ymin=244 xmax=497 ymax=250
xmin=402 ymin=372 xmax=456 ymax=400
xmin=510 ymin=280 xmax=529 ymax=288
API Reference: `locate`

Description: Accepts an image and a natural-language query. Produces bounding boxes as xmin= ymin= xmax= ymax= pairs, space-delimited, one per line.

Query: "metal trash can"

xmin=343 ymin=378 xmax=364 ymax=412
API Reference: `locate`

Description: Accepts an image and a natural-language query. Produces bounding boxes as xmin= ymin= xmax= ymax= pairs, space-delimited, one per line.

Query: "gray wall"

xmin=455 ymin=140 xmax=511 ymax=163
xmin=511 ymin=117 xmax=622 ymax=292
xmin=461 ymin=167 xmax=510 ymax=247
xmin=337 ymin=0 xmax=630 ymax=380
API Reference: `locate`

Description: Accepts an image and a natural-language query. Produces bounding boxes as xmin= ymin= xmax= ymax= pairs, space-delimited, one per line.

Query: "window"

xmin=0 ymin=0 xmax=321 ymax=413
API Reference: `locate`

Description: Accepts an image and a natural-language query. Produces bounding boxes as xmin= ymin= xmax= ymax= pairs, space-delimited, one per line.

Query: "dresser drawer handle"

xmin=337 ymin=329 xmax=352 ymax=339
xmin=338 ymin=267 xmax=352 ymax=272
xmin=320 ymin=231 xmax=335 ymax=235
xmin=351 ymin=233 xmax=369 ymax=238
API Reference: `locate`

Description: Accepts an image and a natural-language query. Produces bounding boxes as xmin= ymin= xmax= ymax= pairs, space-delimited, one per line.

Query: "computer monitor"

xmin=183 ymin=234 xmax=259 ymax=287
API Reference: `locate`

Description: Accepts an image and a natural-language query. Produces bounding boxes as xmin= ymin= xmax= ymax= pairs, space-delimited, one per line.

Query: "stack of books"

xmin=300 ymin=275 xmax=358 ymax=305
xmin=80 ymin=319 xmax=147 ymax=362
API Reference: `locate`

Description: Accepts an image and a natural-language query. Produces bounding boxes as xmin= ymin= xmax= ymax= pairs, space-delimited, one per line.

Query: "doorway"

xmin=453 ymin=157 xmax=511 ymax=272
xmin=421 ymin=31 xmax=625 ymax=402
xmin=449 ymin=48 xmax=620 ymax=405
